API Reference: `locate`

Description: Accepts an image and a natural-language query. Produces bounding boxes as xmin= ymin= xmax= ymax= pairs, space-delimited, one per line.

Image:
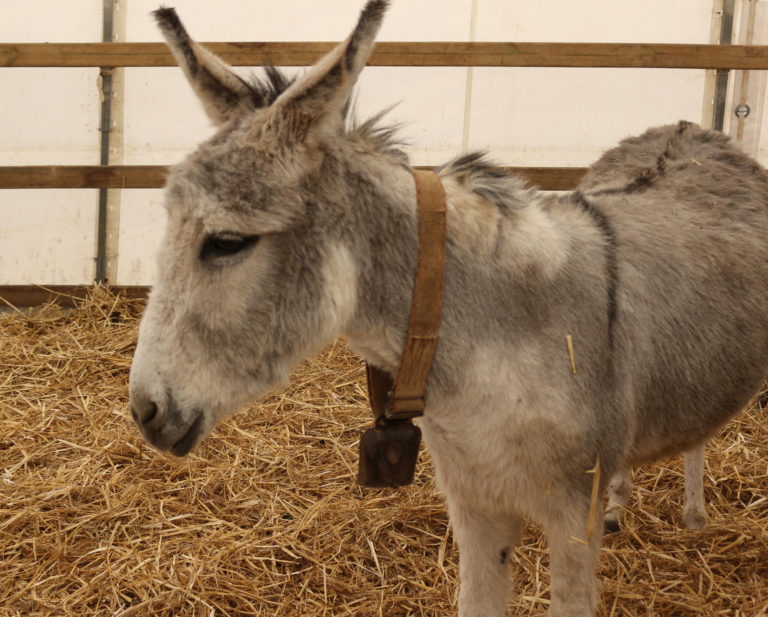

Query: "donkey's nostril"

xmin=144 ymin=401 xmax=158 ymax=424
xmin=131 ymin=399 xmax=159 ymax=426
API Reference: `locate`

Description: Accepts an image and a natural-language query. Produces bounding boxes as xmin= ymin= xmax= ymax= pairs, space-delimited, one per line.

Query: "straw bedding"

xmin=0 ymin=289 xmax=766 ymax=617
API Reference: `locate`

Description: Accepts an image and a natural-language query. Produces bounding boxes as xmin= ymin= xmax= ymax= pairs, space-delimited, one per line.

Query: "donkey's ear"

xmin=265 ymin=0 xmax=389 ymax=142
xmin=154 ymin=7 xmax=264 ymax=126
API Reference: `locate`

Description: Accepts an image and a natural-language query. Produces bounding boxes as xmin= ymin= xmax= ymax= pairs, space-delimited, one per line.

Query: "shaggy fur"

xmin=130 ymin=3 xmax=768 ymax=616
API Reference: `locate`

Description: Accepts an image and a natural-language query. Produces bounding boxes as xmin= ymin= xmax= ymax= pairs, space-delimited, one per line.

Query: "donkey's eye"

xmin=200 ymin=233 xmax=260 ymax=260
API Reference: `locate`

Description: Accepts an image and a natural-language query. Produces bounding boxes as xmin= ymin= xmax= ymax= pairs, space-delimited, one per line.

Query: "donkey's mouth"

xmin=170 ymin=413 xmax=205 ymax=457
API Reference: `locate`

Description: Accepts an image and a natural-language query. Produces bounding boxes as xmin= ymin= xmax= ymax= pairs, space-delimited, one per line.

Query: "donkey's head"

xmin=129 ymin=1 xmax=396 ymax=456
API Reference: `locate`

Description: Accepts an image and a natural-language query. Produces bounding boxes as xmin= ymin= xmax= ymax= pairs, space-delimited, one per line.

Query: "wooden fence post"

xmin=729 ymin=0 xmax=768 ymax=154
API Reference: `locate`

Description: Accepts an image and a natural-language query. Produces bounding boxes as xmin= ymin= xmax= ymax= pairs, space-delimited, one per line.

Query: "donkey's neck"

xmin=338 ymin=158 xmax=419 ymax=371
xmin=338 ymin=154 xmax=569 ymax=375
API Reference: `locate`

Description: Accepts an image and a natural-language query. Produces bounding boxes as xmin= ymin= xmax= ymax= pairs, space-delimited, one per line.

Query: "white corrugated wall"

xmin=0 ymin=1 xmax=763 ymax=286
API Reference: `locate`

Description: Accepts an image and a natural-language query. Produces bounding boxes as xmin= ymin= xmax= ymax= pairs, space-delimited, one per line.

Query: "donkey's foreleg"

xmin=682 ymin=444 xmax=708 ymax=530
xmin=448 ymin=497 xmax=524 ymax=617
xmin=604 ymin=468 xmax=632 ymax=533
xmin=543 ymin=502 xmax=603 ymax=617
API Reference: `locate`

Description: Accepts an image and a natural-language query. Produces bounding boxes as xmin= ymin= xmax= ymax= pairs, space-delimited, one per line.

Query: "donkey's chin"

xmin=168 ymin=412 xmax=206 ymax=457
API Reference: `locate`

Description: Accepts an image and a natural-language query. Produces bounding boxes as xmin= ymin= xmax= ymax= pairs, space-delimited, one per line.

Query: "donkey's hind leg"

xmin=682 ymin=444 xmax=708 ymax=529
xmin=448 ymin=496 xmax=524 ymax=617
xmin=604 ymin=467 xmax=632 ymax=533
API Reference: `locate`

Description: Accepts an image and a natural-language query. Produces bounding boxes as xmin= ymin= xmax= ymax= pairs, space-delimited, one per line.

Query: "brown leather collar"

xmin=369 ymin=169 xmax=446 ymax=421
xmin=357 ymin=170 xmax=446 ymax=488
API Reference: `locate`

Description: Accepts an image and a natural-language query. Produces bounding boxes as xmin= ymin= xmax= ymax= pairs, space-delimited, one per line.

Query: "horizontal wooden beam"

xmin=0 ymin=285 xmax=149 ymax=308
xmin=0 ymin=165 xmax=586 ymax=191
xmin=0 ymin=165 xmax=168 ymax=189
xmin=2 ymin=41 xmax=768 ymax=69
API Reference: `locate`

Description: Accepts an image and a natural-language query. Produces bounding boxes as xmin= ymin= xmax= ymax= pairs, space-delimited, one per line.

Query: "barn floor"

xmin=0 ymin=289 xmax=766 ymax=617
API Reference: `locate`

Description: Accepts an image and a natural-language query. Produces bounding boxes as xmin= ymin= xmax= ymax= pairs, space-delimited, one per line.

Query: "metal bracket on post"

xmin=729 ymin=0 xmax=768 ymax=154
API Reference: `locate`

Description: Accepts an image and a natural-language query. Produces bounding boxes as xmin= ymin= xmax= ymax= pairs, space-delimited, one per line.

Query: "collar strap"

xmin=368 ymin=169 xmax=447 ymax=422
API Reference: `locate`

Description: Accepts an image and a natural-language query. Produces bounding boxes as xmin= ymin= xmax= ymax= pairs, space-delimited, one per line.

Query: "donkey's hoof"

xmin=683 ymin=508 xmax=708 ymax=530
xmin=604 ymin=518 xmax=621 ymax=534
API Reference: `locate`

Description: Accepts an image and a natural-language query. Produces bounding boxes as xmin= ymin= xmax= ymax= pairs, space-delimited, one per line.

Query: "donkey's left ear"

xmin=154 ymin=7 xmax=266 ymax=126
xmin=264 ymin=0 xmax=389 ymax=142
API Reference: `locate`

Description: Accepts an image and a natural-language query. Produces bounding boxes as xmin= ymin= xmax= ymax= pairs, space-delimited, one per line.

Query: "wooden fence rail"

xmin=3 ymin=42 xmax=768 ymax=69
xmin=4 ymin=39 xmax=768 ymax=304
xmin=0 ymin=285 xmax=149 ymax=308
xmin=0 ymin=165 xmax=587 ymax=191
xmin=0 ymin=166 xmax=169 ymax=190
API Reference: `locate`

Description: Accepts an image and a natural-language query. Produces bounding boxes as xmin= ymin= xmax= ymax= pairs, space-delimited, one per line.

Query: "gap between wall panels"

xmin=461 ymin=0 xmax=479 ymax=153
xmin=703 ymin=0 xmax=735 ymax=131
xmin=95 ymin=0 xmax=126 ymax=284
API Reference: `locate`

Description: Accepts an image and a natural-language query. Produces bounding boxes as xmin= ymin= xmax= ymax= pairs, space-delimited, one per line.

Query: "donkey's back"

xmin=577 ymin=121 xmax=768 ymax=466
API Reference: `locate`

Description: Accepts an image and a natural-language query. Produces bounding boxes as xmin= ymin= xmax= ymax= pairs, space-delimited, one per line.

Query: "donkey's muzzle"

xmin=129 ymin=391 xmax=204 ymax=457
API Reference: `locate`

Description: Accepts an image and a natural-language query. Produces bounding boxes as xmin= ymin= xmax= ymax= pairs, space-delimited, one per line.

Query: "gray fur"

xmin=129 ymin=3 xmax=768 ymax=616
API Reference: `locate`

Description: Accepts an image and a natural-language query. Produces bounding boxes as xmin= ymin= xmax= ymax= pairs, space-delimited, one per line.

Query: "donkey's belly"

xmin=626 ymin=348 xmax=768 ymax=466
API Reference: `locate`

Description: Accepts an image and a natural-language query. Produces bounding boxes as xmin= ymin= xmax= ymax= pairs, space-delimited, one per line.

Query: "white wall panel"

xmin=0 ymin=190 xmax=97 ymax=285
xmin=0 ymin=68 xmax=102 ymax=165
xmin=122 ymin=67 xmax=216 ymax=164
xmin=0 ymin=66 xmax=101 ymax=284
xmin=0 ymin=0 xmax=102 ymax=285
xmin=4 ymin=0 xmax=758 ymax=287
xmin=469 ymin=0 xmax=711 ymax=167
xmin=125 ymin=0 xmax=473 ymax=42
xmin=0 ymin=0 xmax=101 ymax=42
xmin=116 ymin=190 xmax=165 ymax=285
xmin=475 ymin=0 xmax=712 ymax=44
xmin=468 ymin=67 xmax=705 ymax=166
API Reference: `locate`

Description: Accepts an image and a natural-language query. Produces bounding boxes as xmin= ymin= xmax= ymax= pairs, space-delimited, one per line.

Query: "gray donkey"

xmin=128 ymin=2 xmax=768 ymax=615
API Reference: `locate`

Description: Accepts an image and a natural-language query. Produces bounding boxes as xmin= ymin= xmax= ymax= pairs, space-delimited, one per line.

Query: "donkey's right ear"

xmin=154 ymin=7 xmax=262 ymax=126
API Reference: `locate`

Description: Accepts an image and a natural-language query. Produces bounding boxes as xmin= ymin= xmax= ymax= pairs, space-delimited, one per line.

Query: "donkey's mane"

xmin=246 ymin=65 xmax=296 ymax=108
xmin=438 ymin=152 xmax=536 ymax=210
xmin=245 ymin=66 xmax=409 ymax=166
xmin=250 ymin=66 xmax=537 ymax=208
xmin=347 ymin=108 xmax=410 ymax=166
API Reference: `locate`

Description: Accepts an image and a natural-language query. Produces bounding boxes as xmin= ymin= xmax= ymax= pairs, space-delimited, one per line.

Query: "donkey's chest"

xmin=419 ymin=387 xmax=596 ymax=512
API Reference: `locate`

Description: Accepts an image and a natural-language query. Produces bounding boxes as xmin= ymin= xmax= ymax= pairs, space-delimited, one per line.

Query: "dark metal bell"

xmin=357 ymin=421 xmax=422 ymax=488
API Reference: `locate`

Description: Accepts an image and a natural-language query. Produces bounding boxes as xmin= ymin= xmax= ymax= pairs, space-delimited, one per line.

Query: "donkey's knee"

xmin=604 ymin=468 xmax=632 ymax=533
xmin=544 ymin=504 xmax=603 ymax=617
xmin=448 ymin=499 xmax=524 ymax=617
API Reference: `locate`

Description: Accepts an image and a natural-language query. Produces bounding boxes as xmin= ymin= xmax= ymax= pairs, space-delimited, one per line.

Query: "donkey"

xmin=129 ymin=2 xmax=768 ymax=615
